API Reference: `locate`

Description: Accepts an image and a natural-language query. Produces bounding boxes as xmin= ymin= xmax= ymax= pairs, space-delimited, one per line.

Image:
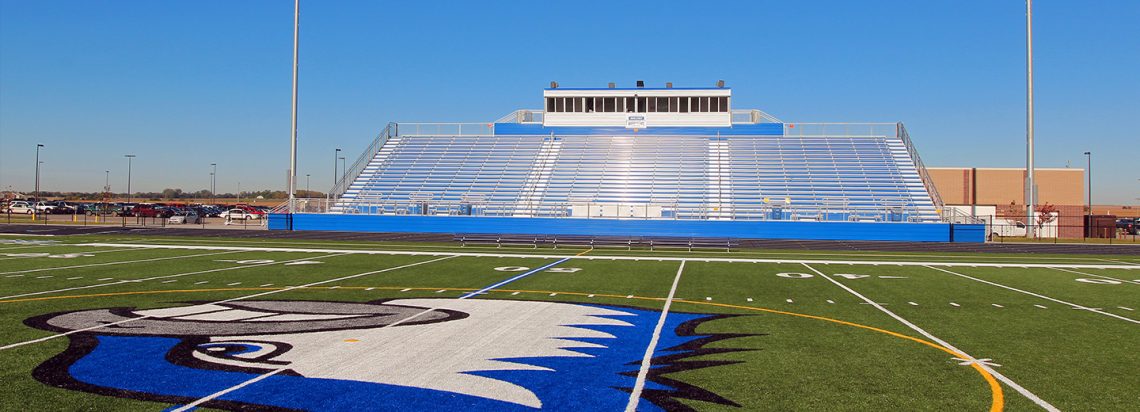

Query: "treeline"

xmin=12 ymin=189 xmax=326 ymax=201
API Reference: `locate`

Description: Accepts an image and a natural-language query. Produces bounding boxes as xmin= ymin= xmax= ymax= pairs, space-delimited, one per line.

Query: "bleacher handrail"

xmin=328 ymin=122 xmax=395 ymax=201
xmin=896 ymin=123 xmax=945 ymax=212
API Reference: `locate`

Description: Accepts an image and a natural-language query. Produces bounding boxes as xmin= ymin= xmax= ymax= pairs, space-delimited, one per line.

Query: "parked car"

xmin=6 ymin=201 xmax=35 ymax=214
xmin=46 ymin=201 xmax=75 ymax=214
xmin=1117 ymin=218 xmax=1138 ymax=235
xmin=133 ymin=204 xmax=174 ymax=218
xmin=31 ymin=201 xmax=56 ymax=214
xmin=168 ymin=210 xmax=201 ymax=224
xmin=220 ymin=209 xmax=260 ymax=220
xmin=990 ymin=218 xmax=1027 ymax=238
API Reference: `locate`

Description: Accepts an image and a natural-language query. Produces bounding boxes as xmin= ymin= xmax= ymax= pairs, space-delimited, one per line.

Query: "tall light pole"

xmin=34 ymin=144 xmax=44 ymax=206
xmin=334 ymin=148 xmax=341 ymax=188
xmin=1025 ymin=0 xmax=1036 ymax=238
xmin=210 ymin=163 xmax=217 ymax=205
xmin=1084 ymin=152 xmax=1091 ymax=215
xmin=287 ymin=0 xmax=300 ymax=215
xmin=124 ymin=155 xmax=136 ymax=205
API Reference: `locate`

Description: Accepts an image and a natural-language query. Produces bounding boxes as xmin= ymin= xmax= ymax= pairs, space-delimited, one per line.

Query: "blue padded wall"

xmin=273 ymin=214 xmax=982 ymax=243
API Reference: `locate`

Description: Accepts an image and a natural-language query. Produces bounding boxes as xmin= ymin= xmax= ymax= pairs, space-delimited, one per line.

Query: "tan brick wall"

xmin=928 ymin=167 xmax=1083 ymax=207
xmin=928 ymin=169 xmax=968 ymax=204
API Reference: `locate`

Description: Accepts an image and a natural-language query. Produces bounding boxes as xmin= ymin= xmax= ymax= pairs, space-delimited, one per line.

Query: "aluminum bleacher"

xmin=330 ymin=122 xmax=941 ymax=223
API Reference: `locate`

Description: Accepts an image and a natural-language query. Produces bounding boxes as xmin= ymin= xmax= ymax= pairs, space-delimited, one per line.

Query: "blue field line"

xmin=458 ymin=258 xmax=571 ymax=299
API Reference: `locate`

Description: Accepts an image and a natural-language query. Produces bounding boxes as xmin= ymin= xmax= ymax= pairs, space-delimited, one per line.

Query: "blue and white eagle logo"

xmin=28 ymin=299 xmax=751 ymax=411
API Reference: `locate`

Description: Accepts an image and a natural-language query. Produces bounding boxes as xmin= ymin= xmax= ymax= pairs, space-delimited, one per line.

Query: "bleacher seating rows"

xmin=336 ymin=132 xmax=939 ymax=222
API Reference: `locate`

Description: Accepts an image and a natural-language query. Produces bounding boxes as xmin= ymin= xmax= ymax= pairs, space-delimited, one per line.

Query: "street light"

xmin=334 ymin=148 xmax=341 ymax=187
xmin=124 ymin=155 xmax=136 ymax=205
xmin=34 ymin=144 xmax=44 ymax=211
xmin=1083 ymin=152 xmax=1091 ymax=216
xmin=210 ymin=163 xmax=217 ymax=205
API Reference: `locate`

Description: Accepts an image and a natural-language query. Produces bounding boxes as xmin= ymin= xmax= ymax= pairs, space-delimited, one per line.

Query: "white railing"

xmin=397 ymin=123 xmax=496 ymax=136
xmin=896 ymin=123 xmax=945 ymax=211
xmin=328 ymin=122 xmax=396 ymax=200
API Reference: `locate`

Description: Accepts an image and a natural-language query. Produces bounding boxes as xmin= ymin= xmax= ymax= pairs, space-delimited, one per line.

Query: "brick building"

xmin=927 ymin=167 xmax=1085 ymax=238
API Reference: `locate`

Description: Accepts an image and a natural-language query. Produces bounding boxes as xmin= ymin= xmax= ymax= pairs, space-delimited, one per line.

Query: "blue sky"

xmin=1 ymin=1 xmax=1137 ymax=203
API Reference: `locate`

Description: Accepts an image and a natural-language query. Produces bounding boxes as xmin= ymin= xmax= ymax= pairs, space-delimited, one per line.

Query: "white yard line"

xmin=76 ymin=243 xmax=1140 ymax=270
xmin=1048 ymin=267 xmax=1140 ymax=285
xmin=626 ymin=260 xmax=686 ymax=412
xmin=0 ymin=255 xmax=458 ymax=351
xmin=168 ymin=368 xmax=288 ymax=412
xmin=802 ymin=263 xmax=1061 ymax=412
xmin=0 ymin=253 xmax=345 ymax=301
xmin=925 ymin=266 xmax=1140 ymax=325
xmin=0 ymin=250 xmax=244 ymax=276
xmin=458 ymin=258 xmax=569 ymax=298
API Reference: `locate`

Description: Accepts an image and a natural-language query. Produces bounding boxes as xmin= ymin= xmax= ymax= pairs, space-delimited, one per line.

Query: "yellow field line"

xmin=3 ymin=286 xmax=1002 ymax=411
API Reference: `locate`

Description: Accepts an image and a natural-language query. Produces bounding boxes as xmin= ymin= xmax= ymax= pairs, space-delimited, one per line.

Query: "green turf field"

xmin=0 ymin=235 xmax=1137 ymax=411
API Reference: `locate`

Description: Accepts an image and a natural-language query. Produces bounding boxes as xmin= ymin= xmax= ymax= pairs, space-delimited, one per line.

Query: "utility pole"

xmin=1084 ymin=152 xmax=1091 ymax=215
xmin=210 ymin=163 xmax=217 ymax=205
xmin=334 ymin=148 xmax=341 ymax=188
xmin=34 ymin=144 xmax=44 ymax=211
xmin=1025 ymin=0 xmax=1036 ymax=238
xmin=125 ymin=155 xmax=136 ymax=205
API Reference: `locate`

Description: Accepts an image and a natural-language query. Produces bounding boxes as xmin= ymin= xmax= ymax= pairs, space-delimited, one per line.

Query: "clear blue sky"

xmin=1 ymin=1 xmax=1137 ymax=203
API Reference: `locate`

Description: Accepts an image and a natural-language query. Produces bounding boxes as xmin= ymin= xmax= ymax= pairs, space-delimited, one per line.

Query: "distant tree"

xmin=1035 ymin=203 xmax=1058 ymax=237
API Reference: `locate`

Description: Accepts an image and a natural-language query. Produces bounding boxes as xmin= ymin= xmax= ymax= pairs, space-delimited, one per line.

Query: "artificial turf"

xmin=0 ymin=235 xmax=1136 ymax=411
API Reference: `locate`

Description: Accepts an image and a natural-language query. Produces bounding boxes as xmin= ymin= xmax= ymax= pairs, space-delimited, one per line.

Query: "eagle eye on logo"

xmin=27 ymin=299 xmax=754 ymax=411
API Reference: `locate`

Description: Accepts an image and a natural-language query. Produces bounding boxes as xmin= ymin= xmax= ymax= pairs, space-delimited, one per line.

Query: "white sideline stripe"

xmin=925 ymin=266 xmax=1140 ymax=325
xmin=0 ymin=255 xmax=458 ymax=352
xmin=75 ymin=243 xmax=1140 ymax=270
xmin=626 ymin=260 xmax=685 ymax=412
xmin=802 ymin=263 xmax=1060 ymax=412
xmin=107 ymin=236 xmax=1139 ymax=261
xmin=169 ymin=368 xmax=287 ymax=412
xmin=0 ymin=250 xmax=243 ymax=276
xmin=1049 ymin=267 xmax=1140 ymax=285
xmin=0 ymin=253 xmax=343 ymax=301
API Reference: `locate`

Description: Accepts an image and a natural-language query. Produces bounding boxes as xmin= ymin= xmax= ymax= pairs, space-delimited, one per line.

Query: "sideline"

xmin=77 ymin=243 xmax=1140 ymax=269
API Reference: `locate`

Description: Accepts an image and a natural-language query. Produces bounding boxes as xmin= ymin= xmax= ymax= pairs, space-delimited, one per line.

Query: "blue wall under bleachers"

xmin=270 ymin=214 xmax=985 ymax=243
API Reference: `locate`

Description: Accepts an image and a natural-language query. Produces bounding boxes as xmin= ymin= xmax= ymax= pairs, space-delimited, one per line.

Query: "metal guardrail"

xmin=397 ymin=123 xmax=496 ymax=136
xmin=897 ymin=123 xmax=945 ymax=212
xmin=326 ymin=199 xmax=937 ymax=223
xmin=328 ymin=122 xmax=396 ymax=200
